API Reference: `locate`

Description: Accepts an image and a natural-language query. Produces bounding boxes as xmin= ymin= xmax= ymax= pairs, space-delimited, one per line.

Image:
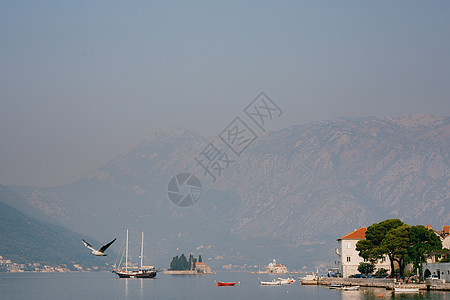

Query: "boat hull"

xmin=260 ymin=281 xmax=281 ymax=285
xmin=394 ymin=288 xmax=419 ymax=293
xmin=342 ymin=286 xmax=360 ymax=290
xmin=114 ymin=270 xmax=157 ymax=279
xmin=216 ymin=282 xmax=236 ymax=286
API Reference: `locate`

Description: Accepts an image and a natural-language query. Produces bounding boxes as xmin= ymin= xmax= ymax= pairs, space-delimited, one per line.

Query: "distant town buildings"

xmin=336 ymin=227 xmax=391 ymax=278
xmin=0 ymin=255 xmax=102 ymax=273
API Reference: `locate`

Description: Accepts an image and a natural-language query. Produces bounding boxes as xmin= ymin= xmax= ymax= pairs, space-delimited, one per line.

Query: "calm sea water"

xmin=0 ymin=272 xmax=449 ymax=300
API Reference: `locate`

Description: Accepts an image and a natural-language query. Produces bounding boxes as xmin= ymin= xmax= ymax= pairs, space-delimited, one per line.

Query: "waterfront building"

xmin=423 ymin=262 xmax=450 ymax=281
xmin=336 ymin=227 xmax=391 ymax=278
xmin=195 ymin=262 xmax=212 ymax=274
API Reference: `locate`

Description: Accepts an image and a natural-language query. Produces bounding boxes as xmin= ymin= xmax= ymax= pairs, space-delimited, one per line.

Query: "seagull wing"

xmin=99 ymin=238 xmax=116 ymax=253
xmin=82 ymin=239 xmax=97 ymax=252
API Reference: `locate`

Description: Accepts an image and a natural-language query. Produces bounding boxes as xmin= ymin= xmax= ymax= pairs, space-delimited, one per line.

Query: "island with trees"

xmin=164 ymin=254 xmax=212 ymax=275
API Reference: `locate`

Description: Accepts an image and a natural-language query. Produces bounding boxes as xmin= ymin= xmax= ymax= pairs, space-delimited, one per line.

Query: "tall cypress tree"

xmin=170 ymin=256 xmax=177 ymax=270
xmin=188 ymin=254 xmax=194 ymax=270
xmin=179 ymin=254 xmax=188 ymax=270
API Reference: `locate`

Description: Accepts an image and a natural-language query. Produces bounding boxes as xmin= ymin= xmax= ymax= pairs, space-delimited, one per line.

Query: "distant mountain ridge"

xmin=2 ymin=115 xmax=449 ymax=269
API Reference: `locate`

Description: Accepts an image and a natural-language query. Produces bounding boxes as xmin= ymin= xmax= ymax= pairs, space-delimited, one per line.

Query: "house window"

xmin=347 ymin=257 xmax=351 ymax=262
xmin=347 ymin=242 xmax=351 ymax=249
xmin=381 ymin=257 xmax=386 ymax=262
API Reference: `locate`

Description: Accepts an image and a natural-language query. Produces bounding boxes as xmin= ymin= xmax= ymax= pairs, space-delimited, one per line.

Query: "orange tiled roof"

xmin=443 ymin=226 xmax=450 ymax=235
xmin=338 ymin=227 xmax=367 ymax=240
xmin=196 ymin=262 xmax=206 ymax=265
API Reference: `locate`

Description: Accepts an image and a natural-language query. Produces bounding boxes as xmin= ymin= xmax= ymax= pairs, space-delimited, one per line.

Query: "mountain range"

xmin=1 ymin=114 xmax=449 ymax=270
xmin=0 ymin=189 xmax=114 ymax=268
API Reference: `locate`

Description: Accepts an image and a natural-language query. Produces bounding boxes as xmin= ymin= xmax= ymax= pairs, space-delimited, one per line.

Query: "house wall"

xmin=441 ymin=236 xmax=450 ymax=250
xmin=423 ymin=262 xmax=450 ymax=282
xmin=337 ymin=239 xmax=390 ymax=278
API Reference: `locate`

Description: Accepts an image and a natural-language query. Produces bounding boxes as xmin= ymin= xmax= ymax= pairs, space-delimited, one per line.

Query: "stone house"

xmin=336 ymin=227 xmax=391 ymax=278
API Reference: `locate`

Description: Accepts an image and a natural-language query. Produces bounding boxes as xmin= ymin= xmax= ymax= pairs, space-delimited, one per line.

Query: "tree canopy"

xmin=356 ymin=219 xmax=404 ymax=275
xmin=357 ymin=262 xmax=375 ymax=276
xmin=356 ymin=219 xmax=442 ymax=277
xmin=407 ymin=225 xmax=442 ymax=279
xmin=169 ymin=254 xmax=201 ymax=270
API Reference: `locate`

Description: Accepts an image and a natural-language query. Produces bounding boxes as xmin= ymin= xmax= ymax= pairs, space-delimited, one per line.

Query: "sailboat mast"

xmin=140 ymin=231 xmax=144 ymax=269
xmin=125 ymin=229 xmax=129 ymax=273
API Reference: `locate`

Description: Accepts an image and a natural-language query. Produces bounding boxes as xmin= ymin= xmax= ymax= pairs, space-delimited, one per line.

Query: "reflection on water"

xmin=335 ymin=286 xmax=449 ymax=300
xmin=124 ymin=278 xmax=128 ymax=298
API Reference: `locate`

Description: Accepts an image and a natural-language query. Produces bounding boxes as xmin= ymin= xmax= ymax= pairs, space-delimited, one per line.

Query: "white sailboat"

xmin=113 ymin=230 xmax=157 ymax=278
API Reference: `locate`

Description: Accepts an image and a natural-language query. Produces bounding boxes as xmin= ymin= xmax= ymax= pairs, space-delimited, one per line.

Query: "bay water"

xmin=0 ymin=272 xmax=449 ymax=300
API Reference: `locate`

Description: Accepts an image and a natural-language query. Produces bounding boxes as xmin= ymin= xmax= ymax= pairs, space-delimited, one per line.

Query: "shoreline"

xmin=307 ymin=277 xmax=450 ymax=291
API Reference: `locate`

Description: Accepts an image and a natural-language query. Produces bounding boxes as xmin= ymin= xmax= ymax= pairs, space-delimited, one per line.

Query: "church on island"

xmin=266 ymin=259 xmax=288 ymax=274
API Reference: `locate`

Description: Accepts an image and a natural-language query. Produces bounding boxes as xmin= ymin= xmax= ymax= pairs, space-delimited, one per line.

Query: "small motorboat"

xmin=394 ymin=287 xmax=419 ymax=293
xmin=258 ymin=278 xmax=281 ymax=285
xmin=216 ymin=281 xmax=237 ymax=286
xmin=342 ymin=285 xmax=360 ymax=290
xmin=328 ymin=284 xmax=344 ymax=289
xmin=278 ymin=277 xmax=295 ymax=284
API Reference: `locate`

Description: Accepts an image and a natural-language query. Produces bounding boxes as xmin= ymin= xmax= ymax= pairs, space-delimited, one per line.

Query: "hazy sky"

xmin=1 ymin=1 xmax=449 ymax=187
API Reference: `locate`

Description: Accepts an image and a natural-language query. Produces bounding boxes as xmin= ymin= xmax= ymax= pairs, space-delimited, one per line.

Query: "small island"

xmin=163 ymin=254 xmax=213 ymax=275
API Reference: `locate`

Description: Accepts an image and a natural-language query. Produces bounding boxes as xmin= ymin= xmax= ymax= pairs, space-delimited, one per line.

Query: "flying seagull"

xmin=82 ymin=238 xmax=116 ymax=256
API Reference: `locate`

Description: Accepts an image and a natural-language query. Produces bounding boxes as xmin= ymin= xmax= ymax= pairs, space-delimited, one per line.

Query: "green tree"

xmin=356 ymin=219 xmax=404 ymax=276
xmin=170 ymin=256 xmax=178 ymax=270
xmin=179 ymin=254 xmax=188 ymax=270
xmin=381 ymin=224 xmax=411 ymax=278
xmin=439 ymin=249 xmax=450 ymax=263
xmin=188 ymin=254 xmax=196 ymax=271
xmin=375 ymin=268 xmax=389 ymax=278
xmin=407 ymin=225 xmax=442 ymax=279
xmin=357 ymin=219 xmax=444 ymax=278
xmin=357 ymin=262 xmax=375 ymax=276
xmin=198 ymin=255 xmax=202 ymax=263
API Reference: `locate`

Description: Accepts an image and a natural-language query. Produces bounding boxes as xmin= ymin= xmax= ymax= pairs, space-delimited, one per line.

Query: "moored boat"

xmin=300 ymin=273 xmax=318 ymax=285
xmin=328 ymin=284 xmax=345 ymax=289
xmin=113 ymin=230 xmax=158 ymax=279
xmin=394 ymin=287 xmax=419 ymax=293
xmin=114 ymin=268 xmax=157 ymax=279
xmin=216 ymin=281 xmax=236 ymax=286
xmin=342 ymin=285 xmax=360 ymax=290
xmin=258 ymin=278 xmax=281 ymax=285
xmin=278 ymin=277 xmax=295 ymax=284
